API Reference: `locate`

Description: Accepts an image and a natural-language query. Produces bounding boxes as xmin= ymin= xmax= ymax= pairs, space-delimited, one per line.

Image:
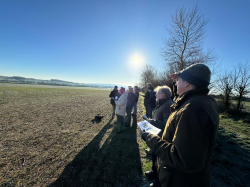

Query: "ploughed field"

xmin=0 ymin=84 xmax=144 ymax=186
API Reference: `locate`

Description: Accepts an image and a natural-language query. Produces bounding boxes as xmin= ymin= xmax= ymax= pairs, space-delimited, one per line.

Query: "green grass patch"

xmin=138 ymin=94 xmax=153 ymax=176
xmin=219 ymin=114 xmax=250 ymax=140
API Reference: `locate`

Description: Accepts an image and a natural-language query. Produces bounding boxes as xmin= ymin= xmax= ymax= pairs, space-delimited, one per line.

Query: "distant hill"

xmin=0 ymin=75 xmax=128 ymax=89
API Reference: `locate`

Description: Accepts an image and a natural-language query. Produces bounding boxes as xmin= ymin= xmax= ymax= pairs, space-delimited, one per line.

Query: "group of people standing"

xmin=109 ymin=85 xmax=139 ymax=133
xmin=109 ymin=63 xmax=220 ymax=187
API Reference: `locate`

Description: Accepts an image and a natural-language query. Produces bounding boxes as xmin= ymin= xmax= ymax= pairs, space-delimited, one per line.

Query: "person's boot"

xmin=145 ymin=170 xmax=156 ymax=180
xmin=149 ymin=179 xmax=161 ymax=187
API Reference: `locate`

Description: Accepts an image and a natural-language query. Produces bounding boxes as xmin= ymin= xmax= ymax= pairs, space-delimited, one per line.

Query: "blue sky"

xmin=0 ymin=0 xmax=249 ymax=86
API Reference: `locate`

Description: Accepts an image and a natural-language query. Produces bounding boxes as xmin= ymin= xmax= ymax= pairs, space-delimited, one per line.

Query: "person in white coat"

xmin=115 ymin=87 xmax=128 ymax=133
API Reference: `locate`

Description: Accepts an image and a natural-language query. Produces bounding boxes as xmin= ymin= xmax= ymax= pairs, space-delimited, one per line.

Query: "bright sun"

xmin=130 ymin=54 xmax=143 ymax=68
xmin=134 ymin=58 xmax=140 ymax=64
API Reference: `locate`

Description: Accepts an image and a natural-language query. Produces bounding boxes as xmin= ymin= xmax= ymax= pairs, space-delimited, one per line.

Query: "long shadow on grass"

xmin=211 ymin=127 xmax=250 ymax=186
xmin=50 ymin=117 xmax=142 ymax=187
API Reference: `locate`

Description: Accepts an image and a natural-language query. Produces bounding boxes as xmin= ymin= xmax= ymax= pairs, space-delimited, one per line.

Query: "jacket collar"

xmin=156 ymin=98 xmax=170 ymax=109
xmin=171 ymin=87 xmax=209 ymax=110
xmin=158 ymin=98 xmax=169 ymax=106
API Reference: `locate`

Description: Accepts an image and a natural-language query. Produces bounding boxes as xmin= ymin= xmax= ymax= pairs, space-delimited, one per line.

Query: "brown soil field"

xmin=1 ymin=84 xmax=250 ymax=187
xmin=0 ymin=85 xmax=145 ymax=187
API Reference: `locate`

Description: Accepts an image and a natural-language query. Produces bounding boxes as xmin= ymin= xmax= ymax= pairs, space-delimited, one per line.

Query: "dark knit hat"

xmin=171 ymin=64 xmax=211 ymax=88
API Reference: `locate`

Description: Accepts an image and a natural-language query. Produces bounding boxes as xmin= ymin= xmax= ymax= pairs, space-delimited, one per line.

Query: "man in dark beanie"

xmin=141 ymin=63 xmax=219 ymax=187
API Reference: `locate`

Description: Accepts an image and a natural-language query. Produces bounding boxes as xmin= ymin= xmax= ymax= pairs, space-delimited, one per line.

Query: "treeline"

xmin=138 ymin=62 xmax=250 ymax=116
xmin=215 ymin=62 xmax=250 ymax=115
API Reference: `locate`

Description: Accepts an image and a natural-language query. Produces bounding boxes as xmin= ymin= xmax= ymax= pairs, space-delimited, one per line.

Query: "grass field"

xmin=1 ymin=84 xmax=250 ymax=187
xmin=0 ymin=84 xmax=112 ymax=186
xmin=211 ymin=114 xmax=250 ymax=186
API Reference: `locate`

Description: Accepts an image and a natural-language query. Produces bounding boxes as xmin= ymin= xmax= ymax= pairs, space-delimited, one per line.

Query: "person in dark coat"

xmin=146 ymin=87 xmax=156 ymax=118
xmin=109 ymin=86 xmax=118 ymax=119
xmin=141 ymin=64 xmax=219 ymax=187
xmin=132 ymin=86 xmax=139 ymax=116
xmin=142 ymin=83 xmax=154 ymax=116
xmin=125 ymin=87 xmax=136 ymax=128
xmin=144 ymin=85 xmax=174 ymax=186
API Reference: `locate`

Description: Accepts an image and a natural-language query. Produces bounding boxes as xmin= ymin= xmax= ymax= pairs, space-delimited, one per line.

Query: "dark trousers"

xmin=125 ymin=105 xmax=133 ymax=127
xmin=152 ymin=152 xmax=161 ymax=187
xmin=152 ymin=152 xmax=157 ymax=174
xmin=146 ymin=106 xmax=154 ymax=119
xmin=133 ymin=102 xmax=137 ymax=115
xmin=116 ymin=114 xmax=124 ymax=125
xmin=112 ymin=105 xmax=115 ymax=118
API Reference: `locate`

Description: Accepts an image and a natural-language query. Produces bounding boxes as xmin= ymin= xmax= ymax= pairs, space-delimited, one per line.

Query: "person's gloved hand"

xmin=141 ymin=130 xmax=150 ymax=141
xmin=147 ymin=119 xmax=153 ymax=124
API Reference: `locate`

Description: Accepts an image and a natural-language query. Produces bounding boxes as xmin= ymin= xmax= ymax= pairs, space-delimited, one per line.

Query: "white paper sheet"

xmin=137 ymin=120 xmax=161 ymax=135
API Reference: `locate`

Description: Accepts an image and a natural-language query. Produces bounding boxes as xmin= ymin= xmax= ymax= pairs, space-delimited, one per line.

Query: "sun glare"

xmin=131 ymin=56 xmax=142 ymax=67
xmin=129 ymin=54 xmax=143 ymax=69
xmin=134 ymin=58 xmax=140 ymax=64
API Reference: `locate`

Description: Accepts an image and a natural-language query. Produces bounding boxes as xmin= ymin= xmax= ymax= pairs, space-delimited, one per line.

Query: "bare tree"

xmin=233 ymin=62 xmax=250 ymax=113
xmin=139 ymin=5 xmax=218 ymax=97
xmin=216 ymin=70 xmax=234 ymax=112
xmin=139 ymin=64 xmax=157 ymax=91
xmin=162 ymin=5 xmax=217 ymax=73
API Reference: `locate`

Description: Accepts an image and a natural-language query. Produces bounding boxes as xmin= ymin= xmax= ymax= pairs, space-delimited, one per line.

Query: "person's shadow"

xmin=50 ymin=118 xmax=142 ymax=187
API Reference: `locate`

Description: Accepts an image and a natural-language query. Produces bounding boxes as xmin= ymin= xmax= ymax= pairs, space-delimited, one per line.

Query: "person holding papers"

xmin=141 ymin=64 xmax=219 ymax=187
xmin=147 ymin=85 xmax=174 ymax=136
xmin=144 ymin=85 xmax=174 ymax=186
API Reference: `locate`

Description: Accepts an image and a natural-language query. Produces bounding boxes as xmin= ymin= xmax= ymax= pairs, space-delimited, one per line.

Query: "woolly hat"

xmin=147 ymin=86 xmax=154 ymax=91
xmin=120 ymin=87 xmax=125 ymax=93
xmin=171 ymin=63 xmax=211 ymax=88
